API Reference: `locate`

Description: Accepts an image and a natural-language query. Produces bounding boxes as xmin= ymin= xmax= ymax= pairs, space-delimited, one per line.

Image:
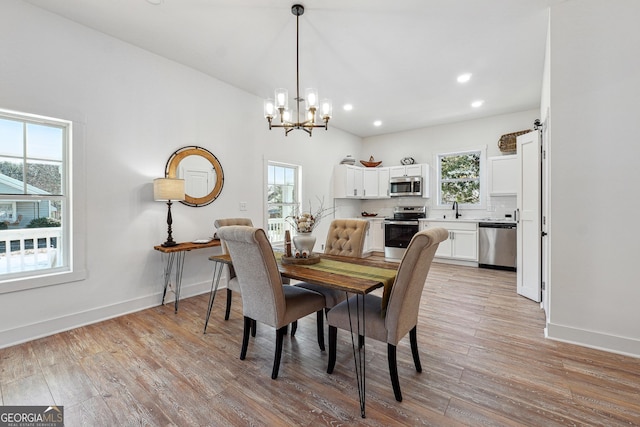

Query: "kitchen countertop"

xmin=421 ymin=217 xmax=516 ymax=224
xmin=355 ymin=216 xmax=517 ymax=224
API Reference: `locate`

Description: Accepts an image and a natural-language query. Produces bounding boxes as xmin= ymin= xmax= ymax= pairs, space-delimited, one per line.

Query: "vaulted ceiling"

xmin=25 ymin=0 xmax=556 ymax=137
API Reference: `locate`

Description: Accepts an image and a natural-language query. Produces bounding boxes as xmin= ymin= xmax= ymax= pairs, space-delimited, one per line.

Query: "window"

xmin=0 ymin=108 xmax=80 ymax=291
xmin=266 ymin=162 xmax=300 ymax=244
xmin=437 ymin=149 xmax=484 ymax=207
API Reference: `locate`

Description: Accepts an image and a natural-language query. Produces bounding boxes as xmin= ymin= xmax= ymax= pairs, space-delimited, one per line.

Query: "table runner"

xmin=276 ymin=253 xmax=397 ymax=313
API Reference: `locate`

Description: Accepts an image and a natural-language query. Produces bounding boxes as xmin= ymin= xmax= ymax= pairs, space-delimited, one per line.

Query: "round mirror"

xmin=165 ymin=146 xmax=224 ymax=207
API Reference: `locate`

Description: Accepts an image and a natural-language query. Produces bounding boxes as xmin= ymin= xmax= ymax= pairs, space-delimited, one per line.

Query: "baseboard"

xmin=0 ymin=279 xmax=223 ymax=350
xmin=433 ymin=257 xmax=479 ymax=268
xmin=545 ymin=322 xmax=640 ymax=359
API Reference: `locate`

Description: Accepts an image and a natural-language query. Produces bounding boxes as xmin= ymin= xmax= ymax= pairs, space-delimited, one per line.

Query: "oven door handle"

xmin=385 ymin=220 xmax=419 ymax=226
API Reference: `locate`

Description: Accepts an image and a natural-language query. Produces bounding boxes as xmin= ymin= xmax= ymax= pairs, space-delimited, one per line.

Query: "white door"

xmin=517 ymin=131 xmax=541 ymax=302
xmin=184 ymin=169 xmax=209 ymax=198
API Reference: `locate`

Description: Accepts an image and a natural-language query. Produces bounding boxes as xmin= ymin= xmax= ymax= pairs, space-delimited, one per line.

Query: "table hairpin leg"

xmin=172 ymin=251 xmax=186 ymax=313
xmin=161 ymin=252 xmax=176 ymax=306
xmin=346 ymin=291 xmax=367 ymax=418
xmin=160 ymin=251 xmax=187 ymax=313
xmin=203 ymin=261 xmax=224 ymax=333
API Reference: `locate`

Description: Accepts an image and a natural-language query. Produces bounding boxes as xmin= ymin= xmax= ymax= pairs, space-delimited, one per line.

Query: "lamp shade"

xmin=153 ymin=178 xmax=185 ymax=201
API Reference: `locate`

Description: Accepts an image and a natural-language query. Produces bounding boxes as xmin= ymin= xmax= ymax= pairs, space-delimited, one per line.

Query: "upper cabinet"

xmin=334 ymin=165 xmax=390 ymax=199
xmin=488 ymin=155 xmax=518 ymax=196
xmin=389 ymin=164 xmax=423 ymax=178
xmin=333 ymin=164 xmax=363 ymax=198
xmin=334 ymin=163 xmax=429 ymax=199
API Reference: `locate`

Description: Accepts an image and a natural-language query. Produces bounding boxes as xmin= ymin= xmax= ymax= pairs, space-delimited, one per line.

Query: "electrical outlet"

xmin=239 ymin=202 xmax=247 ymax=211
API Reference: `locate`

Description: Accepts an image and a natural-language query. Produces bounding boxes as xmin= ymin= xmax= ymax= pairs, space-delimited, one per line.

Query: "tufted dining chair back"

xmin=323 ymin=219 xmax=370 ymax=257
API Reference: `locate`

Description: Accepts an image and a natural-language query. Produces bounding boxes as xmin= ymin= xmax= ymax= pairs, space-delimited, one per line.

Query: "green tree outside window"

xmin=439 ymin=151 xmax=481 ymax=205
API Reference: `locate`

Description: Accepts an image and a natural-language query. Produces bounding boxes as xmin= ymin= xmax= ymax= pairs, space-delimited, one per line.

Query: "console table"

xmin=154 ymin=240 xmax=221 ymax=313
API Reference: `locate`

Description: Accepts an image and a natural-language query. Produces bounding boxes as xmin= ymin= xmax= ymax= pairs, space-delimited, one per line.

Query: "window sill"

xmin=0 ymin=268 xmax=87 ymax=294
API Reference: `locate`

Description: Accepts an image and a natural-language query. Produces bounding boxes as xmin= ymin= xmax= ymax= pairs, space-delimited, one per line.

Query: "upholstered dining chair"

xmin=214 ymin=218 xmax=253 ymax=321
xmin=326 ymin=227 xmax=448 ymax=402
xmin=216 ymin=225 xmax=326 ymax=379
xmin=215 ymin=218 xmax=292 ymax=324
xmin=292 ymin=219 xmax=370 ymax=336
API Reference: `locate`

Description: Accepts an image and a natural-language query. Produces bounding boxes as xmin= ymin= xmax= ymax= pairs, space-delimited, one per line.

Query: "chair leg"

xmin=387 ymin=343 xmax=402 ymax=402
xmin=316 ymin=310 xmax=325 ymax=351
xmin=358 ymin=335 xmax=365 ymax=349
xmin=410 ymin=326 xmax=422 ymax=372
xmin=272 ymin=326 xmax=287 ymax=379
xmin=327 ymin=326 xmax=337 ymax=374
xmin=240 ymin=316 xmax=252 ymax=360
xmin=251 ymin=319 xmax=257 ymax=337
xmin=224 ymin=289 xmax=232 ymax=320
xmin=291 ymin=320 xmax=297 ymax=336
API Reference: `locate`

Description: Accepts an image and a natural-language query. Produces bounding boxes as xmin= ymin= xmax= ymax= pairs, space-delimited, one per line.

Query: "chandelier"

xmin=263 ymin=4 xmax=332 ymax=136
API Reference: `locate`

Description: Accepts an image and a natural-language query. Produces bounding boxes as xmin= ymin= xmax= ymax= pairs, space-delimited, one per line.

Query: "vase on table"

xmin=292 ymin=232 xmax=316 ymax=256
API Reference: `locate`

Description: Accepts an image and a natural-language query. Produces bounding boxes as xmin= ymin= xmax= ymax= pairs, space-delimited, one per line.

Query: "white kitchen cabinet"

xmin=362 ymin=167 xmax=390 ymax=198
xmin=334 ymin=165 xmax=390 ymax=199
xmin=378 ymin=168 xmax=390 ymax=198
xmin=370 ymin=219 xmax=385 ymax=252
xmin=488 ymin=155 xmax=518 ymax=195
xmin=389 ymin=164 xmax=422 ymax=178
xmin=333 ymin=165 xmax=363 ymax=198
xmin=422 ymin=221 xmax=478 ymax=261
xmin=363 ymin=218 xmax=385 ymax=255
xmin=362 ymin=168 xmax=378 ymax=198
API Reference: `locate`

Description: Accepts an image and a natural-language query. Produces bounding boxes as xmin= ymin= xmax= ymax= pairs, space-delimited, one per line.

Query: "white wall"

xmin=546 ymin=0 xmax=640 ymax=356
xmin=362 ymin=110 xmax=538 ymax=218
xmin=0 ymin=1 xmax=361 ymax=348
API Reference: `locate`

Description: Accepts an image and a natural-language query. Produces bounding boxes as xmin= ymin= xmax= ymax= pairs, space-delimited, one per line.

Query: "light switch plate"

xmin=239 ymin=202 xmax=247 ymax=211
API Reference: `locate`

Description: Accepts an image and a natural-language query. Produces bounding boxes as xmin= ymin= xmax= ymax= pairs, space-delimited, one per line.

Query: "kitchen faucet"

xmin=452 ymin=201 xmax=461 ymax=219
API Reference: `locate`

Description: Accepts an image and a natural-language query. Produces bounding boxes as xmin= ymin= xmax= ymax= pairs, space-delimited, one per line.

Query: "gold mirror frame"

xmin=165 ymin=146 xmax=224 ymax=207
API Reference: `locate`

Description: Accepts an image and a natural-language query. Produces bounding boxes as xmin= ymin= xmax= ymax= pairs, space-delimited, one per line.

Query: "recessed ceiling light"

xmin=471 ymin=100 xmax=484 ymax=108
xmin=373 ymin=120 xmax=382 ymax=127
xmin=146 ymin=0 xmax=163 ymax=5
xmin=457 ymin=73 xmax=472 ymax=83
xmin=343 ymin=104 xmax=353 ymax=111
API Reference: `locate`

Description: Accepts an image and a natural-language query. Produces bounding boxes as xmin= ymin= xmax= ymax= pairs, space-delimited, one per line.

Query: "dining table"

xmin=204 ymin=251 xmax=398 ymax=418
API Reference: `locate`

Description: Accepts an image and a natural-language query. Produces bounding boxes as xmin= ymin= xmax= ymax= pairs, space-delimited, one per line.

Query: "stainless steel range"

xmin=384 ymin=206 xmax=426 ymax=260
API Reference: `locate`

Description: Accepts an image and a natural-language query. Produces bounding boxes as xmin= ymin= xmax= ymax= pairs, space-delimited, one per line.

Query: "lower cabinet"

xmin=422 ymin=221 xmax=478 ymax=261
xmin=363 ymin=218 xmax=385 ymax=254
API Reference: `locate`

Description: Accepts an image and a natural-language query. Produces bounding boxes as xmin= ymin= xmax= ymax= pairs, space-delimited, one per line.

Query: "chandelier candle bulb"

xmin=305 ymin=88 xmax=318 ymax=108
xmin=321 ymin=99 xmax=333 ymax=119
xmin=275 ymin=89 xmax=288 ymax=108
xmin=264 ymin=99 xmax=275 ymax=119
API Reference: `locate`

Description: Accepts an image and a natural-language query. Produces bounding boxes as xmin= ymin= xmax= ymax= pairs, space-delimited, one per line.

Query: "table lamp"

xmin=154 ymin=178 xmax=185 ymax=247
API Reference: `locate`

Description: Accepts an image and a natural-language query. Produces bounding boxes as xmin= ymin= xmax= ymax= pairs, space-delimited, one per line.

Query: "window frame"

xmin=0 ymin=108 xmax=85 ymax=294
xmin=265 ymin=161 xmax=301 ymax=245
xmin=435 ymin=146 xmax=486 ymax=210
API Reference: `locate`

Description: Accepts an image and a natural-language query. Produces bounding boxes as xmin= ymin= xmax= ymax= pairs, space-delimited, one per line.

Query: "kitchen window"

xmin=266 ymin=162 xmax=300 ymax=244
xmin=437 ymin=148 xmax=484 ymax=207
xmin=0 ymin=108 xmax=85 ymax=293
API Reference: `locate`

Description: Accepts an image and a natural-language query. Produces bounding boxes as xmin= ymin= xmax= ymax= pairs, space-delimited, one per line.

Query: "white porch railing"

xmin=267 ymin=218 xmax=287 ymax=243
xmin=0 ymin=227 xmax=62 ymax=275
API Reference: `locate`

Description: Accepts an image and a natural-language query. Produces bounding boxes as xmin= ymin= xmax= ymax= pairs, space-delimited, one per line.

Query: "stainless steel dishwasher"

xmin=478 ymin=222 xmax=517 ymax=271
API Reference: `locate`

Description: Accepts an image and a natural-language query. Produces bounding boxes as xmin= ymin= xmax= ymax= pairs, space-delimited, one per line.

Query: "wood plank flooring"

xmin=2 ymin=262 xmax=640 ymax=426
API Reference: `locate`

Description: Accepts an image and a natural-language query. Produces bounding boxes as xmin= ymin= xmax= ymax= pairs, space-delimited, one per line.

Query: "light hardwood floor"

xmin=1 ymin=262 xmax=639 ymax=426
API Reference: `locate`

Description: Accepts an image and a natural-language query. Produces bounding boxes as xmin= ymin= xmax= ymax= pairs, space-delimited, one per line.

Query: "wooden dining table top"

xmin=208 ymin=252 xmax=399 ymax=295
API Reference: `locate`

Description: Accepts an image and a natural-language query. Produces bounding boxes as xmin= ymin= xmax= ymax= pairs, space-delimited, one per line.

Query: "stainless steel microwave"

xmin=389 ymin=176 xmax=423 ymax=197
